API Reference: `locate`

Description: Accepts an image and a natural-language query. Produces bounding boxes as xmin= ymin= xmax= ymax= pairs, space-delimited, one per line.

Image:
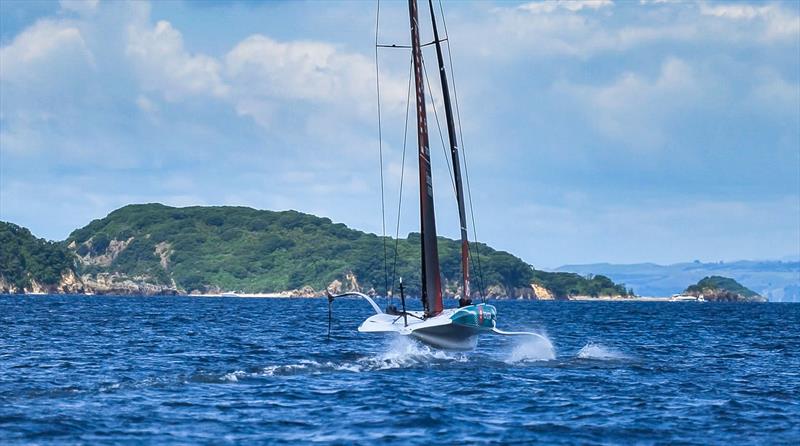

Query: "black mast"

xmin=408 ymin=0 xmax=443 ymax=317
xmin=428 ymin=0 xmax=471 ymax=306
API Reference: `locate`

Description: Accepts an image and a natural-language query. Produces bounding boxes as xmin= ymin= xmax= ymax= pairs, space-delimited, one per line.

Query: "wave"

xmin=364 ymin=335 xmax=468 ymax=370
xmin=576 ymin=342 xmax=629 ymax=360
xmin=505 ymin=332 xmax=556 ymax=363
xmin=221 ymin=371 xmax=247 ymax=382
xmin=202 ymin=336 xmax=470 ymax=382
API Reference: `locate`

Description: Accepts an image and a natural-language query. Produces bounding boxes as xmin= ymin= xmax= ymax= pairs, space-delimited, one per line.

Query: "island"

xmin=682 ymin=276 xmax=767 ymax=302
xmin=1 ymin=204 xmax=633 ymax=300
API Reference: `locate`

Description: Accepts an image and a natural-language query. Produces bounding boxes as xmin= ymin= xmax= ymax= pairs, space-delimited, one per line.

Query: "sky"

xmin=1 ymin=0 xmax=798 ymax=268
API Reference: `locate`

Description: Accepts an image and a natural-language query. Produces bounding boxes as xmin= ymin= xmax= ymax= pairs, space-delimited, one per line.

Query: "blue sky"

xmin=1 ymin=0 xmax=798 ymax=268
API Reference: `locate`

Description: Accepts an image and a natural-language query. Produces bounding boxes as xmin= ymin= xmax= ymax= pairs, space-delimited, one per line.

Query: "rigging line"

xmin=452 ymin=71 xmax=488 ymax=303
xmin=390 ymin=58 xmax=414 ymax=296
xmin=375 ymin=0 xmax=389 ymax=299
xmin=438 ymin=0 xmax=487 ymax=301
xmin=376 ymin=39 xmax=447 ymax=49
xmin=437 ymin=0 xmax=449 ymax=40
xmin=421 ymin=57 xmax=457 ymax=198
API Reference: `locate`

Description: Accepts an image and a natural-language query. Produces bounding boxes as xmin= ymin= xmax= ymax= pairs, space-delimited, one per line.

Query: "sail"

xmin=428 ymin=0 xmax=470 ymax=304
xmin=408 ymin=0 xmax=443 ymax=316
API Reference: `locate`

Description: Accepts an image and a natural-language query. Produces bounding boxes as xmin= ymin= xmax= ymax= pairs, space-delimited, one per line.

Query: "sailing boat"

xmin=327 ymin=0 xmax=548 ymax=350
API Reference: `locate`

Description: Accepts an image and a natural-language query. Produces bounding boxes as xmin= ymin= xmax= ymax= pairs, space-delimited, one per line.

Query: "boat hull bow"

xmin=357 ymin=303 xmax=497 ymax=350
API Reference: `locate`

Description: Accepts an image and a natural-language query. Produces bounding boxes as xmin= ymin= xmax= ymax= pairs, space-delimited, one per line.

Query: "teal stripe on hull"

xmin=450 ymin=304 xmax=496 ymax=330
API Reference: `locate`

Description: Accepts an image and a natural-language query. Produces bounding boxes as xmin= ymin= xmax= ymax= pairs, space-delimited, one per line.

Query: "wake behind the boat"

xmin=79 ymin=335 xmax=629 ymax=393
xmin=205 ymin=337 xmax=473 ymax=382
xmin=576 ymin=342 xmax=630 ymax=361
xmin=184 ymin=335 xmax=645 ymax=387
xmin=504 ymin=332 xmax=556 ymax=363
xmin=196 ymin=335 xmax=559 ymax=385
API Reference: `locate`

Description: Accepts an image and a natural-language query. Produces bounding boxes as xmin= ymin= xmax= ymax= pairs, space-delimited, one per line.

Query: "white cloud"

xmin=126 ymin=20 xmax=229 ymax=101
xmin=556 ymin=57 xmax=701 ymax=149
xmin=59 ymin=0 xmax=99 ymax=15
xmin=0 ymin=19 xmax=96 ymax=155
xmin=698 ymin=2 xmax=800 ymax=42
xmin=223 ymin=35 xmax=406 ymax=126
xmin=519 ymin=0 xmax=613 ymax=14
xmin=751 ymin=69 xmax=800 ymax=113
xmin=135 ymin=94 xmax=161 ymax=124
xmin=2 ymin=1 xmax=401 ymax=176
xmin=464 ymin=2 xmax=695 ymax=59
xmin=701 ymin=3 xmax=774 ymax=20
xmin=0 ymin=19 xmax=94 ymax=81
xmin=224 ymin=35 xmax=373 ymax=124
xmin=226 ymin=36 xmax=367 ymax=102
xmin=122 ymin=16 xmax=407 ymax=128
xmin=136 ymin=95 xmax=156 ymax=113
xmin=464 ymin=1 xmax=799 ymax=60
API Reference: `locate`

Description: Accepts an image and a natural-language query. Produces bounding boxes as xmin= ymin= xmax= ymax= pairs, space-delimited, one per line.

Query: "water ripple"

xmin=1 ymin=296 xmax=798 ymax=444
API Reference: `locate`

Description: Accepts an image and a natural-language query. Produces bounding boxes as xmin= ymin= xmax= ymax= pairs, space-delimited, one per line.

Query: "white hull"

xmin=329 ymin=292 xmax=549 ymax=351
xmin=358 ymin=308 xmax=488 ymax=350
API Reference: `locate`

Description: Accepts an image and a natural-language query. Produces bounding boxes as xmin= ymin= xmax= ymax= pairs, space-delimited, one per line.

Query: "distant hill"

xmin=65 ymin=203 xmax=530 ymax=296
xmin=684 ymin=276 xmax=765 ymax=302
xmin=1 ymin=203 xmax=631 ymax=298
xmin=531 ymin=271 xmax=630 ymax=299
xmin=556 ymin=261 xmax=800 ymax=302
xmin=0 ymin=221 xmax=74 ymax=293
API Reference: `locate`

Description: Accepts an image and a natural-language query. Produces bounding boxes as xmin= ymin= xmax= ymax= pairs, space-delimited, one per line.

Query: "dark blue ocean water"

xmin=1 ymin=296 xmax=798 ymax=445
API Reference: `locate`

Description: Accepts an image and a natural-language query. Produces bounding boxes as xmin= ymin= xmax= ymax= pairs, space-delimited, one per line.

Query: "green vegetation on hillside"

xmin=0 ymin=204 xmax=632 ymax=297
xmin=533 ymin=270 xmax=631 ymax=299
xmin=65 ymin=204 xmax=529 ymax=295
xmin=63 ymin=203 xmax=630 ymax=298
xmin=0 ymin=221 xmax=73 ymax=290
xmin=685 ymin=275 xmax=759 ymax=299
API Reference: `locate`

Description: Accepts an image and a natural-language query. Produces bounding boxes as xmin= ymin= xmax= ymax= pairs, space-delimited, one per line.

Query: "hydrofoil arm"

xmin=326 ymin=291 xmax=383 ymax=315
xmin=492 ymin=327 xmax=549 ymax=343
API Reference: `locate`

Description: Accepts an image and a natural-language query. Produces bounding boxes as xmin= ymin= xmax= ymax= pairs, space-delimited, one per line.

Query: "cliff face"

xmin=0 ymin=275 xmax=15 ymax=294
xmin=326 ymin=275 xmax=366 ymax=296
xmin=78 ymin=273 xmax=179 ymax=296
xmin=76 ymin=237 xmax=134 ymax=267
xmin=531 ymin=283 xmax=555 ymax=300
xmin=59 ymin=270 xmax=83 ymax=293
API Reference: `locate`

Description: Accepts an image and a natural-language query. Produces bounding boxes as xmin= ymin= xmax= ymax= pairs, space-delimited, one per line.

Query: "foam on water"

xmin=260 ymin=361 xmax=318 ymax=376
xmin=505 ymin=332 xmax=556 ymax=363
xmin=227 ymin=334 xmax=562 ymax=379
xmin=221 ymin=371 xmax=246 ymax=382
xmin=576 ymin=342 xmax=628 ymax=360
xmin=367 ymin=335 xmax=467 ymax=369
xmin=234 ymin=336 xmax=470 ymax=379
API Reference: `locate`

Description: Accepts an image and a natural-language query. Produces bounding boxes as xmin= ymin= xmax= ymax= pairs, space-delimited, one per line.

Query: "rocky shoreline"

xmin=0 ymin=292 xmax=722 ymax=302
xmin=0 ymin=270 xmax=633 ymax=300
xmin=1 ymin=270 xmax=765 ymax=302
